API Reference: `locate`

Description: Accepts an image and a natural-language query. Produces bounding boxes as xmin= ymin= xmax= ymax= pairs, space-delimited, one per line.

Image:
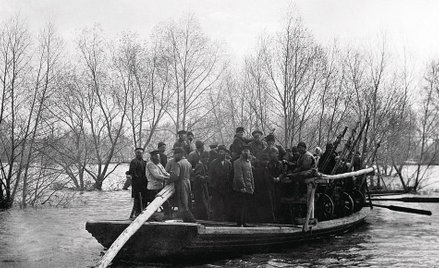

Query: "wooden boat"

xmin=86 ymin=208 xmax=370 ymax=263
xmin=86 ymin=167 xmax=376 ymax=264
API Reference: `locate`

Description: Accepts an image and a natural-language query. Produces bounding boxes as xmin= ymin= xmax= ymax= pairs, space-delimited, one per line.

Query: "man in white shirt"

xmin=146 ymin=150 xmax=171 ymax=218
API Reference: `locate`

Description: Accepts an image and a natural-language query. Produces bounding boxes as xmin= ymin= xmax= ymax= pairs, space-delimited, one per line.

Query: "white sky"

xmin=2 ymin=0 xmax=439 ymax=71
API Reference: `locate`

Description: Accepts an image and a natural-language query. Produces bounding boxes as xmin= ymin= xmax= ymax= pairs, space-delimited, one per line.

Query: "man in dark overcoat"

xmin=127 ymin=147 xmax=148 ymax=218
xmin=208 ymin=145 xmax=233 ymax=221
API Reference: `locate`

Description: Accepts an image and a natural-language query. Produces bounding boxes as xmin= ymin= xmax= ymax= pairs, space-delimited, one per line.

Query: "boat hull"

xmin=86 ymin=208 xmax=370 ymax=263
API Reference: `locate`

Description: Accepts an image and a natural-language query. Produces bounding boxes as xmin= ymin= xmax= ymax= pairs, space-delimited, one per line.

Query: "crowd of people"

xmin=125 ymin=127 xmax=361 ymax=226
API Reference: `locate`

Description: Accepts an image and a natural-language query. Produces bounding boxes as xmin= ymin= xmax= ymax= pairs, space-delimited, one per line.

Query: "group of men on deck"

xmin=126 ymin=127 xmax=355 ymax=226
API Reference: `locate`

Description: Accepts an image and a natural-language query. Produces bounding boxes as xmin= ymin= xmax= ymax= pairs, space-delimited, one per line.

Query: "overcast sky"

xmin=2 ymin=0 xmax=439 ymax=70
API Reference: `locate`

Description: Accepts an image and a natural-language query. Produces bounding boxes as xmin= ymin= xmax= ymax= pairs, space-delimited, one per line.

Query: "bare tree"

xmin=158 ymin=16 xmax=226 ymax=134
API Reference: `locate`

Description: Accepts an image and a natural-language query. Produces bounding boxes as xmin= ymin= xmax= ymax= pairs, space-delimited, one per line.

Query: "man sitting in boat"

xmin=232 ymin=144 xmax=255 ymax=227
xmin=208 ymin=145 xmax=233 ymax=221
xmin=291 ymin=142 xmax=317 ymax=178
xmin=192 ymin=151 xmax=210 ymax=220
xmin=127 ymin=147 xmax=148 ymax=219
xmin=168 ymin=147 xmax=196 ymax=222
xmin=145 ymin=150 xmax=171 ymax=219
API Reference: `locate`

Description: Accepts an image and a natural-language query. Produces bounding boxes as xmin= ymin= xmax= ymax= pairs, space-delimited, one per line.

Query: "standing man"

xmin=192 ymin=151 xmax=210 ymax=220
xmin=127 ymin=148 xmax=148 ymax=219
xmin=187 ymin=131 xmax=196 ymax=153
xmin=168 ymin=147 xmax=196 ymax=222
xmin=233 ymin=145 xmax=255 ymax=227
xmin=230 ymin=127 xmax=251 ymax=161
xmin=264 ymin=134 xmax=287 ymax=161
xmin=157 ymin=142 xmax=167 ymax=168
xmin=173 ymin=130 xmax=191 ymax=155
xmin=208 ymin=145 xmax=233 ymax=221
xmin=249 ymin=129 xmax=266 ymax=161
xmin=188 ymin=140 xmax=205 ymax=168
xmin=208 ymin=144 xmax=219 ymax=165
xmin=146 ymin=150 xmax=170 ymax=201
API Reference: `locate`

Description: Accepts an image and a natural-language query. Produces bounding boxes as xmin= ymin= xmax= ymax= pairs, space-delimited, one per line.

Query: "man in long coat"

xmin=168 ymin=147 xmax=196 ymax=222
xmin=192 ymin=151 xmax=210 ymax=220
xmin=233 ymin=145 xmax=255 ymax=227
xmin=127 ymin=148 xmax=147 ymax=218
xmin=208 ymin=145 xmax=233 ymax=221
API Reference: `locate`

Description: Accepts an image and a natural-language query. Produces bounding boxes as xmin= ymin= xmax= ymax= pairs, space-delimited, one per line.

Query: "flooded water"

xmin=1 ymin=165 xmax=439 ymax=267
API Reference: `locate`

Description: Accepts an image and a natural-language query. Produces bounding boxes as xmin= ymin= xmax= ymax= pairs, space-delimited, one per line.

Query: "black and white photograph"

xmin=0 ymin=0 xmax=438 ymax=267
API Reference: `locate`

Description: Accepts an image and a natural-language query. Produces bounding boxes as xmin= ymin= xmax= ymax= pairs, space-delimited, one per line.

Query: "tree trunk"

xmin=94 ymin=177 xmax=104 ymax=191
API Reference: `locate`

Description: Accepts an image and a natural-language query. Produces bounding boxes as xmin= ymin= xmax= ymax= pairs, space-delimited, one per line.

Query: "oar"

xmin=365 ymin=203 xmax=432 ymax=216
xmin=96 ymin=183 xmax=175 ymax=268
xmin=370 ymin=197 xmax=439 ymax=203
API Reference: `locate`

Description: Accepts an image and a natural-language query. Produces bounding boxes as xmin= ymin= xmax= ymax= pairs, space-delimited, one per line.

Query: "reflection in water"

xmin=0 ymin=190 xmax=438 ymax=267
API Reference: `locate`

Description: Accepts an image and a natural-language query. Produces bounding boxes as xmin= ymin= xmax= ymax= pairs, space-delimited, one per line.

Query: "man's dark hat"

xmin=177 ymin=130 xmax=187 ymax=135
xmin=172 ymin=147 xmax=185 ymax=154
xmin=209 ymin=144 xmax=218 ymax=149
xmin=217 ymin=145 xmax=227 ymax=151
xmin=252 ymin=130 xmax=263 ymax=136
xmin=297 ymin=141 xmax=307 ymax=149
xmin=134 ymin=147 xmax=144 ymax=152
xmin=235 ymin=127 xmax=245 ymax=133
xmin=149 ymin=150 xmax=160 ymax=155
xmin=265 ymin=134 xmax=275 ymax=142
xmin=158 ymin=142 xmax=166 ymax=148
xmin=187 ymin=131 xmax=194 ymax=136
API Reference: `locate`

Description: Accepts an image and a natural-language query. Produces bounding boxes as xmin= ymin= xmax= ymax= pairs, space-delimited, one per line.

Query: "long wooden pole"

xmin=96 ymin=184 xmax=175 ymax=268
xmin=364 ymin=203 xmax=432 ymax=216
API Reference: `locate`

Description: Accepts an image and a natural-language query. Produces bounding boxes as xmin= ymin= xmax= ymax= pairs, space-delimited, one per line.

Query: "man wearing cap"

xmin=173 ymin=130 xmax=191 ymax=155
xmin=249 ymin=130 xmax=266 ymax=161
xmin=168 ymin=147 xmax=196 ymax=222
xmin=127 ymin=148 xmax=148 ymax=218
xmin=208 ymin=145 xmax=233 ymax=221
xmin=157 ymin=142 xmax=167 ymax=168
xmin=192 ymin=151 xmax=210 ymax=220
xmin=233 ymin=144 xmax=255 ymax=227
xmin=230 ymin=127 xmax=252 ymax=161
xmin=188 ymin=140 xmax=205 ymax=168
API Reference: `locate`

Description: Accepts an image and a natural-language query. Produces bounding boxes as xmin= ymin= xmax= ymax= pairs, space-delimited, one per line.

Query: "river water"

xmin=1 ymin=166 xmax=439 ymax=267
